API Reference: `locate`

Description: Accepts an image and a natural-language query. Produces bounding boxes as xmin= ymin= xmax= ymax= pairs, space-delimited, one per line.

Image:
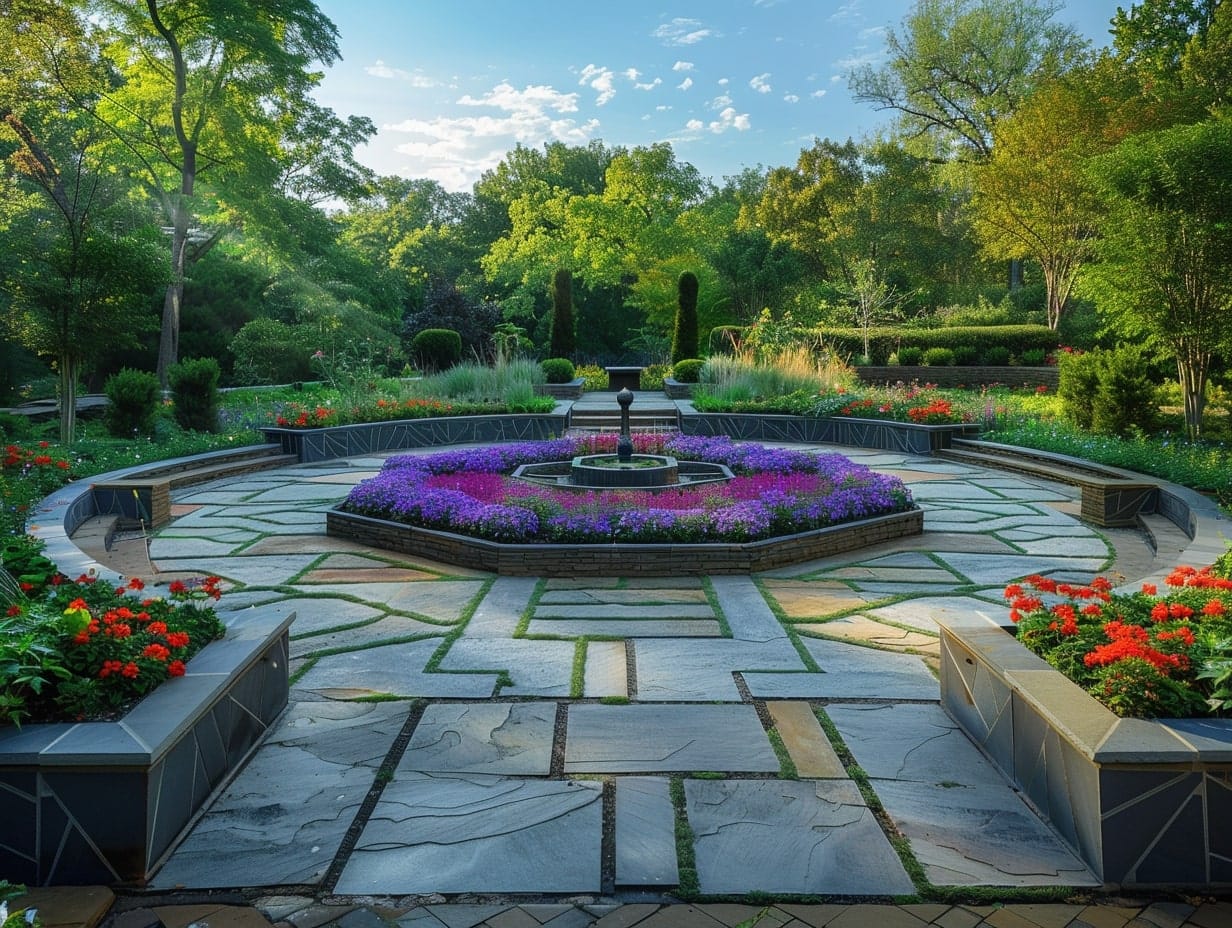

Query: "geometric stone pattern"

xmin=55 ymin=445 xmax=1160 ymax=894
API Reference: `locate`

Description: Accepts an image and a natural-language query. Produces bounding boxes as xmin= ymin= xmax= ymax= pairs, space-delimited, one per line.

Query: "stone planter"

xmin=940 ymin=617 xmax=1232 ymax=886
xmin=663 ymin=377 xmax=695 ymax=399
xmin=261 ymin=411 xmax=568 ymax=463
xmin=0 ymin=608 xmax=294 ymax=886
xmin=681 ymin=412 xmax=980 ymax=454
xmin=326 ymin=507 xmax=923 ymax=576
xmin=534 ymin=378 xmax=585 ymax=400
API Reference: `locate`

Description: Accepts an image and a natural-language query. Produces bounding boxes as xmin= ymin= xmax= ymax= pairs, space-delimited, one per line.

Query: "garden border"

xmin=325 ymin=506 xmax=924 ymax=576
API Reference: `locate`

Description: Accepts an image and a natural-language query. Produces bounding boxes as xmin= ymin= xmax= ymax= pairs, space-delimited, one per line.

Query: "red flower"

xmin=168 ymin=580 xmax=187 ymax=595
xmin=128 ymin=577 xmax=145 ymax=591
xmin=6 ymin=604 xmax=21 ymax=617
xmin=147 ymin=621 xmax=168 ymax=635
xmin=1203 ymin=600 xmax=1226 ymax=617
xmin=122 ymin=662 xmax=140 ymax=678
xmin=143 ymin=643 xmax=171 ymax=662
xmin=1150 ymin=603 xmax=1170 ymax=622
xmin=166 ymin=631 xmax=190 ymax=648
xmin=168 ymin=660 xmax=186 ymax=677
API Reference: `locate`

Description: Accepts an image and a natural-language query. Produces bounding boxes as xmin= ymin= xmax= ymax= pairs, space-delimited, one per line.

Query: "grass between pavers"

xmin=765 ymin=728 xmax=798 ymax=780
xmin=669 ymin=776 xmax=701 ymax=898
xmin=752 ymin=577 xmax=820 ymax=673
xmin=288 ymin=632 xmax=442 ymax=686
xmin=700 ymin=577 xmax=733 ymax=637
xmin=571 ymin=640 xmax=586 ymax=698
xmin=513 ymin=579 xmax=547 ymax=638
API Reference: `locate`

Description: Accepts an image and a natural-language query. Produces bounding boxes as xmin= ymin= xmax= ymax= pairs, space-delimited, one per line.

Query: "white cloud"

xmin=653 ymin=17 xmax=715 ymax=46
xmin=709 ymin=107 xmax=750 ymax=133
xmin=458 ymin=81 xmax=579 ymax=114
xmin=784 ymin=93 xmax=799 ymax=103
xmin=828 ymin=1 xmax=863 ymax=23
xmin=834 ymin=50 xmax=883 ymax=72
xmin=624 ymin=67 xmax=640 ymax=81
xmin=710 ymin=94 xmax=733 ymax=109
xmin=718 ymin=77 xmax=729 ymax=86
xmin=750 ymin=73 xmax=772 ymax=94
xmin=686 ymin=118 xmax=704 ymax=131
xmin=860 ymin=25 xmax=887 ymax=42
xmin=365 ymin=60 xmax=437 ymax=87
xmin=578 ymin=64 xmax=617 ymax=105
xmin=656 ymin=105 xmax=673 ymax=112
xmin=830 ymin=74 xmax=843 ymax=84
xmin=812 ymin=89 xmax=828 ymax=98
xmin=678 ymin=76 xmax=694 ymax=90
xmin=672 ymin=61 xmax=694 ymax=72
xmin=635 ymin=77 xmax=662 ymax=91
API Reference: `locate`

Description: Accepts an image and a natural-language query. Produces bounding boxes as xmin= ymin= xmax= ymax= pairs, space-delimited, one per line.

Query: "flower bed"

xmin=328 ymin=434 xmax=921 ymax=575
xmin=337 ymin=434 xmax=912 ymax=545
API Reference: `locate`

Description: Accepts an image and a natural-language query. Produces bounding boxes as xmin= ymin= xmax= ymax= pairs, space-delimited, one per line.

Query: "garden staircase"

xmin=567 ymin=391 xmax=680 ymax=433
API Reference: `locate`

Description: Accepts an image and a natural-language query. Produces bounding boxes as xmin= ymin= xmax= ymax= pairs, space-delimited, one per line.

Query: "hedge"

xmin=818 ymin=325 xmax=1058 ymax=365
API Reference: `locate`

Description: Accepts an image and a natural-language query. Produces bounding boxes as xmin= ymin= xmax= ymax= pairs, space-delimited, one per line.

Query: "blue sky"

xmin=312 ymin=0 xmax=1122 ymax=192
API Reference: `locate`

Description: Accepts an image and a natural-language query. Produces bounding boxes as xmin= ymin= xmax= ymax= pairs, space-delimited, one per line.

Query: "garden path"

xmin=117 ymin=442 xmax=1199 ymax=923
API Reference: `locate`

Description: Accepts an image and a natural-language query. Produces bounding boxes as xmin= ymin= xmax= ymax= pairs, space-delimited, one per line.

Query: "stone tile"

xmin=301 ymin=567 xmax=441 ymax=583
xmin=933 ymin=553 xmax=1106 ymax=586
xmin=534 ymin=604 xmax=715 ymax=619
xmin=615 ymin=778 xmax=679 ymax=886
xmin=290 ymin=617 xmax=446 ymax=658
xmin=872 ymin=780 xmax=1097 ymax=887
xmin=1137 ymin=901 xmax=1197 ymax=928
xmin=440 ymin=638 xmax=577 ymax=697
xmin=766 ymin=702 xmax=846 ymax=778
xmin=526 ymin=619 xmax=723 ymax=638
xmin=773 ymin=905 xmax=850 ymax=928
xmin=709 ymin=575 xmax=788 ymax=642
xmin=273 ymin=597 xmax=386 ymax=635
xmin=291 ymin=580 xmax=486 ymax=623
xmin=633 ymin=907 xmax=727 ymax=928
xmin=796 ymin=617 xmax=940 ymax=656
xmin=295 ymin=638 xmax=499 ymax=698
xmin=591 ymin=905 xmax=661 ymax=928
xmin=565 ymin=704 xmax=779 ymax=773
xmin=825 ymin=909 xmax=929 ymax=928
xmin=153 ymin=701 xmax=408 ymax=888
xmin=691 ymin=906 xmax=764 ymax=927
xmin=419 ymin=904 xmax=511 ymax=927
xmin=401 ymin=702 xmax=556 ymax=775
xmin=684 ymin=779 xmax=914 ymax=895
xmin=10 ymin=886 xmax=115 ymax=928
xmin=153 ymin=554 xmax=320 ymax=586
xmin=746 ymin=638 xmax=938 ymax=701
xmin=334 ymin=773 xmax=602 ymax=894
xmin=634 ymin=638 xmax=805 ymax=701
xmin=484 ymin=909 xmax=543 ymax=928
xmin=761 ymin=580 xmax=877 ymax=619
xmin=584 ymin=641 xmax=628 ymax=697
xmin=865 ymin=596 xmax=1006 ymax=634
xmin=823 ymin=566 xmax=960 ymax=585
xmin=148 ymin=537 xmax=244 ymax=558
xmin=465 ymin=576 xmax=537 ymax=638
xmin=539 ymin=589 xmax=707 ymax=605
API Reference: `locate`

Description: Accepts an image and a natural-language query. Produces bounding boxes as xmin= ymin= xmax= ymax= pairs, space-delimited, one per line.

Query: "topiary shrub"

xmin=1092 ymin=346 xmax=1159 ymax=437
xmin=671 ymin=271 xmax=700 ymax=364
xmin=708 ymin=325 xmax=743 ymax=356
xmin=895 ymin=346 xmax=923 ymax=365
xmin=1058 ymin=350 xmax=1101 ymax=430
xmin=230 ymin=318 xmax=314 ymax=386
xmin=168 ymin=357 xmax=220 ymax=432
xmin=981 ymin=346 xmax=1012 ymax=366
xmin=549 ymin=269 xmax=575 ymax=359
xmin=541 ymin=357 xmax=576 ymax=384
xmin=1018 ymin=348 xmax=1047 ymax=365
xmin=411 ymin=328 xmax=462 ymax=373
xmin=952 ymin=346 xmax=978 ymax=366
xmin=672 ymin=359 xmax=704 ymax=383
xmin=104 ymin=368 xmax=160 ymax=438
xmin=922 ymin=347 xmax=955 ymax=366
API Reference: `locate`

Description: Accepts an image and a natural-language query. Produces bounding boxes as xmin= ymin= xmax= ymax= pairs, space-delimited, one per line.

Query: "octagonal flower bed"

xmin=327 ymin=434 xmax=922 ymax=575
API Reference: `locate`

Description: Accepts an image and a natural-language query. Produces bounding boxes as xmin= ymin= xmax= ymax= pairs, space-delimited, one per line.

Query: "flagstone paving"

xmin=117 ymin=443 xmax=1198 ymax=915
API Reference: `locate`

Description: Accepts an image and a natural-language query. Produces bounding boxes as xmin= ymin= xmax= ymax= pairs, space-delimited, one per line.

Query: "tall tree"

xmin=971 ymin=77 xmax=1107 ymax=329
xmin=1083 ymin=118 xmax=1232 ymax=438
xmin=849 ymin=0 xmax=1086 ymax=161
xmin=77 ymin=0 xmax=357 ymax=387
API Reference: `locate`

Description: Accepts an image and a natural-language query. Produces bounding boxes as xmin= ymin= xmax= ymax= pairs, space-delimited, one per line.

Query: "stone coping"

xmin=0 ymin=609 xmax=295 ymax=767
xmin=939 ymin=614 xmax=1232 ymax=764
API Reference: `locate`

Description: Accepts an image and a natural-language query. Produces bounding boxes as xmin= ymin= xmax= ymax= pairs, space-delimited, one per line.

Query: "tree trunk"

xmin=1177 ymin=354 xmax=1207 ymax=440
xmin=59 ymin=354 xmax=78 ymax=446
xmin=156 ymin=201 xmax=189 ymax=391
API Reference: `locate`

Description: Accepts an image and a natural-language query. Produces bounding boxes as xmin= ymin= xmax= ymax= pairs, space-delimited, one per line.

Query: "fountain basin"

xmin=513 ymin=454 xmax=733 ymax=491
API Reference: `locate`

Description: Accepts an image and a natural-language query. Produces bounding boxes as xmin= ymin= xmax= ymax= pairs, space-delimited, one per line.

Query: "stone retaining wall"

xmin=680 ymin=412 xmax=980 ymax=454
xmin=855 ymin=365 xmax=1059 ymax=388
xmin=326 ymin=507 xmax=924 ymax=576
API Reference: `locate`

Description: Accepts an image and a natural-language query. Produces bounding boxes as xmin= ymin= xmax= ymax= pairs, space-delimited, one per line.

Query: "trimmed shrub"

xmin=540 ymin=357 xmax=576 ymax=384
xmin=1092 ymin=346 xmax=1159 ymax=437
xmin=672 ymin=359 xmax=705 ymax=383
xmin=167 ymin=357 xmax=220 ymax=432
xmin=671 ymin=271 xmax=700 ymax=364
xmin=819 ymin=324 xmax=1056 ymax=364
xmin=640 ymin=363 xmax=670 ymax=391
xmin=708 ymin=325 xmax=744 ymax=355
xmin=952 ymin=346 xmax=978 ymax=366
xmin=1058 ymin=350 xmax=1101 ymax=430
xmin=1018 ymin=348 xmax=1047 ymax=365
xmin=411 ymin=328 xmax=463 ymax=373
xmin=981 ymin=346 xmax=1012 ymax=366
xmin=103 ymin=368 xmax=160 ymax=438
xmin=549 ymin=269 xmax=575 ymax=359
xmin=230 ymin=318 xmax=314 ymax=386
xmin=923 ymin=347 xmax=956 ymax=366
xmin=895 ymin=346 xmax=923 ymax=365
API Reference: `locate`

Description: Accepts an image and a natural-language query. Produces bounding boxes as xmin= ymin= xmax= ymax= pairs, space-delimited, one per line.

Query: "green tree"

xmin=849 ymin=0 xmax=1087 ymax=161
xmin=76 ymin=0 xmax=367 ymax=387
xmin=1083 ymin=118 xmax=1232 ymax=438
xmin=671 ymin=271 xmax=700 ymax=363
xmin=549 ymin=268 xmax=575 ymax=359
xmin=971 ymin=77 xmax=1107 ymax=329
